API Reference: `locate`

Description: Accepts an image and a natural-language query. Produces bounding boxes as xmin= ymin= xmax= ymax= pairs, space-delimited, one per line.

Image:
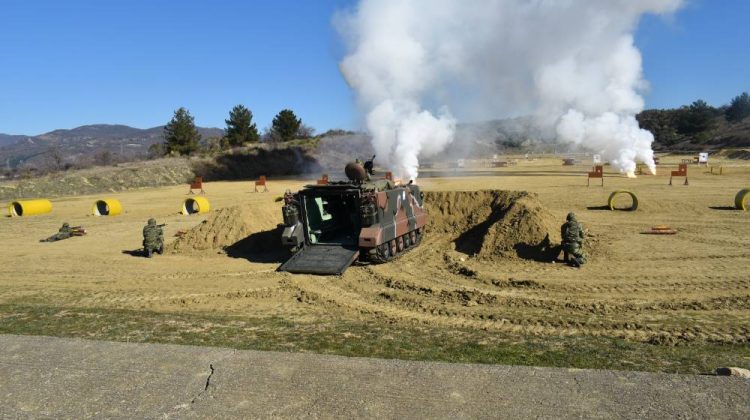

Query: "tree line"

xmin=156 ymin=106 xmax=313 ymax=157
xmin=638 ymin=92 xmax=750 ymax=147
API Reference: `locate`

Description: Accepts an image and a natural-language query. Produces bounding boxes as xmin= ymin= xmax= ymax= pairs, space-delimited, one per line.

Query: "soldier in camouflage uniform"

xmin=353 ymin=158 xmax=368 ymax=182
xmin=561 ymin=212 xmax=586 ymax=267
xmin=40 ymin=222 xmax=74 ymax=242
xmin=142 ymin=218 xmax=164 ymax=258
xmin=363 ymin=155 xmax=375 ymax=178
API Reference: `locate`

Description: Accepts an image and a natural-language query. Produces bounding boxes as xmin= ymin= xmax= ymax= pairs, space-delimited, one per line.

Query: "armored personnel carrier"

xmin=279 ymin=158 xmax=427 ymax=275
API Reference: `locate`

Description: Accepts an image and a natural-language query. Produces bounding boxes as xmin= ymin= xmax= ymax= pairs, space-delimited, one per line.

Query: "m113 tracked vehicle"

xmin=279 ymin=158 xmax=427 ymax=275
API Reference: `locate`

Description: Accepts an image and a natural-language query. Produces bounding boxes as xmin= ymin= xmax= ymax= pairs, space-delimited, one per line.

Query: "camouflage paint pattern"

xmin=281 ymin=180 xmax=427 ymax=260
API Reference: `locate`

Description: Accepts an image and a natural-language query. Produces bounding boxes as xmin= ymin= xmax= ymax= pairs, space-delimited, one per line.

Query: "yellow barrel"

xmin=734 ymin=189 xmax=750 ymax=211
xmin=8 ymin=199 xmax=53 ymax=217
xmin=182 ymin=196 xmax=210 ymax=215
xmin=92 ymin=198 xmax=122 ymax=216
xmin=608 ymin=190 xmax=638 ymax=211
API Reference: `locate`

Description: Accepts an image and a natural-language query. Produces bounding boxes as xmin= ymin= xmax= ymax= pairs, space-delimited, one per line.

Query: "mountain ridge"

xmin=0 ymin=124 xmax=224 ymax=169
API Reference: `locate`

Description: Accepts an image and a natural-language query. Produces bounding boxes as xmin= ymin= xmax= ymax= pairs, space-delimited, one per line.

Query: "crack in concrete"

xmin=162 ymin=352 xmax=238 ymax=418
xmin=187 ymin=350 xmax=236 ymax=409
xmin=203 ymin=364 xmax=215 ymax=391
xmin=191 ymin=363 xmax=215 ymax=404
xmin=160 ymin=360 xmax=221 ymax=419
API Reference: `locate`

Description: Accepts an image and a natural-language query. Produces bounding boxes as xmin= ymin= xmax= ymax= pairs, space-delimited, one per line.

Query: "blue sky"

xmin=0 ymin=0 xmax=748 ymax=135
xmin=637 ymin=0 xmax=750 ymax=110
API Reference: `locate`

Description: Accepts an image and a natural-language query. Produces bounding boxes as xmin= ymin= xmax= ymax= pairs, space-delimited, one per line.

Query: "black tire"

xmin=157 ymin=245 xmax=164 ymax=255
xmin=145 ymin=248 xmax=153 ymax=258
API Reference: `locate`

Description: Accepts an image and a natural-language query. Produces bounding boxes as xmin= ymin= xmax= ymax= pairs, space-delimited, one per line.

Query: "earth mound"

xmin=423 ymin=190 xmax=560 ymax=260
xmin=170 ymin=189 xmax=559 ymax=262
xmin=193 ymin=147 xmax=322 ymax=181
xmin=724 ymin=149 xmax=750 ymax=160
xmin=168 ymin=203 xmax=284 ymax=260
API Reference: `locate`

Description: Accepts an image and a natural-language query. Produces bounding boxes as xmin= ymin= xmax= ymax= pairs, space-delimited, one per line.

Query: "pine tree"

xmin=163 ymin=107 xmax=201 ymax=155
xmin=224 ymin=104 xmax=259 ymax=147
xmin=725 ymin=92 xmax=750 ymax=123
xmin=676 ymin=100 xmax=716 ymax=135
xmin=271 ymin=109 xmax=302 ymax=141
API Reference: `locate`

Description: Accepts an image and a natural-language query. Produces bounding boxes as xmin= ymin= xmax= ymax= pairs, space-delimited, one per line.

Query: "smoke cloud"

xmin=336 ymin=0 xmax=683 ymax=179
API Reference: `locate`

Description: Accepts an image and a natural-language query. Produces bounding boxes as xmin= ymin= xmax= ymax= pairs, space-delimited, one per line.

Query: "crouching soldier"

xmin=142 ymin=218 xmax=164 ymax=258
xmin=561 ymin=212 xmax=587 ymax=267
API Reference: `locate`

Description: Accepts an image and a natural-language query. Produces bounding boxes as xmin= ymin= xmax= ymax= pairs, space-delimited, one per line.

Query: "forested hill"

xmin=637 ymin=92 xmax=750 ymax=151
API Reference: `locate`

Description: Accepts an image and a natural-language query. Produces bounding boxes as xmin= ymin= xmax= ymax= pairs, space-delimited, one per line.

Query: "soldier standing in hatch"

xmin=142 ymin=218 xmax=164 ymax=258
xmin=363 ymin=155 xmax=375 ymax=178
xmin=353 ymin=158 xmax=362 ymax=177
xmin=561 ymin=212 xmax=587 ymax=267
xmin=40 ymin=222 xmax=74 ymax=242
xmin=354 ymin=156 xmax=376 ymax=181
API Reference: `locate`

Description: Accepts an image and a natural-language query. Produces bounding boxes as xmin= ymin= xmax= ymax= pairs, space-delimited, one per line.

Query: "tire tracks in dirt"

xmin=290 ymin=265 xmax=750 ymax=345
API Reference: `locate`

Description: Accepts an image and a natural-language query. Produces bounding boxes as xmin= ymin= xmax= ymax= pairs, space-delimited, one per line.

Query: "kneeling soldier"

xmin=142 ymin=218 xmax=165 ymax=258
xmin=561 ymin=212 xmax=587 ymax=267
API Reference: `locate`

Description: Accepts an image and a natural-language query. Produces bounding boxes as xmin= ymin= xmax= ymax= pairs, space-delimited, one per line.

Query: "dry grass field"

xmin=2 ymin=155 xmax=749 ymax=373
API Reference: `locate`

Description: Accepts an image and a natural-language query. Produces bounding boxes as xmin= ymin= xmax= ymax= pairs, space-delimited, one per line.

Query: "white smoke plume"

xmin=336 ymin=0 xmax=683 ymax=179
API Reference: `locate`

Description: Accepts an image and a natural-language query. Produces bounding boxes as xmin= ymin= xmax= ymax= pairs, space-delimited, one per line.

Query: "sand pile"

xmin=424 ymin=190 xmax=559 ymax=259
xmin=170 ymin=189 xmax=558 ymax=261
xmin=168 ymin=203 xmax=282 ymax=255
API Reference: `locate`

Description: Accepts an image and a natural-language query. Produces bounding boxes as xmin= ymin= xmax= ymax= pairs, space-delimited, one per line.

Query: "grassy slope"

xmin=0 ymin=158 xmax=194 ymax=201
xmin=1 ymin=304 xmax=747 ymax=374
xmin=0 ymin=141 xmax=323 ymax=200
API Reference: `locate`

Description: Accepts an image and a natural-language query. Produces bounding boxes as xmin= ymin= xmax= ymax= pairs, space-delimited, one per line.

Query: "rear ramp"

xmin=279 ymin=245 xmax=359 ymax=275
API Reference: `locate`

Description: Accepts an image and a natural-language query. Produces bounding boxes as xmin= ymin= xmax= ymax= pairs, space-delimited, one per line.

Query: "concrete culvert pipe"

xmin=8 ymin=199 xmax=53 ymax=217
xmin=92 ymin=199 xmax=122 ymax=216
xmin=182 ymin=196 xmax=210 ymax=215
xmin=735 ymin=189 xmax=750 ymax=211
xmin=608 ymin=190 xmax=638 ymax=211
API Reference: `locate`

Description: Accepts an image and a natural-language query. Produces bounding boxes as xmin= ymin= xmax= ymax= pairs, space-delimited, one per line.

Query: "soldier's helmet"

xmin=148 ymin=218 xmax=156 ymax=225
xmin=62 ymin=222 xmax=70 ymax=229
xmin=566 ymin=212 xmax=577 ymax=222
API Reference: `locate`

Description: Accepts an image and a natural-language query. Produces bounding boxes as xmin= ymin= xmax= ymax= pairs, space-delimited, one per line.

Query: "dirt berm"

xmin=167 ymin=201 xmax=285 ymax=260
xmin=0 ymin=158 xmax=194 ymax=201
xmin=169 ymin=190 xmax=559 ymax=262
xmin=424 ymin=190 xmax=560 ymax=260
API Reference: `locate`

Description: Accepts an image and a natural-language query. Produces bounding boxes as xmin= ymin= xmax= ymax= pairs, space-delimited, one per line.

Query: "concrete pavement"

xmin=0 ymin=335 xmax=748 ymax=419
